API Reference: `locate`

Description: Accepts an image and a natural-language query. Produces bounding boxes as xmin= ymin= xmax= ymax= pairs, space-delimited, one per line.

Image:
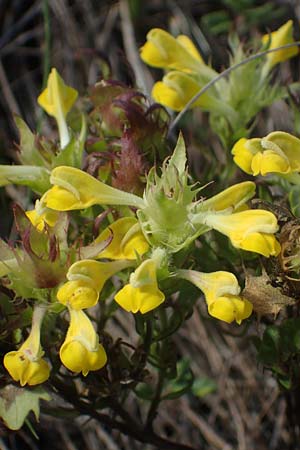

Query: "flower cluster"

xmin=1 ymin=68 xmax=282 ymax=388
xmin=140 ymin=22 xmax=298 ymax=147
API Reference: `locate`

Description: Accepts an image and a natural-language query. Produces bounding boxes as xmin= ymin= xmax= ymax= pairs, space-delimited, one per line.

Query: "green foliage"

xmin=0 ymin=385 xmax=50 ymax=430
xmin=255 ymin=319 xmax=300 ymax=389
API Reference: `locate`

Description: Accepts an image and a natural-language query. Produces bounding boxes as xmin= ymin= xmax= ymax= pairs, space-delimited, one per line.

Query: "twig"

xmin=52 ymin=378 xmax=198 ymax=450
xmin=119 ymin=0 xmax=153 ymax=95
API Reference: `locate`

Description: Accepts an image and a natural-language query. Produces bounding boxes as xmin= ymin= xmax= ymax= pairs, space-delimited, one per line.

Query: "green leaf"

xmin=0 ymin=165 xmax=51 ymax=195
xmin=134 ymin=383 xmax=155 ymax=401
xmin=14 ymin=116 xmax=47 ymax=167
xmin=168 ymin=132 xmax=186 ymax=176
xmin=257 ymin=326 xmax=280 ymax=366
xmin=280 ymin=318 xmax=300 ymax=357
xmin=0 ymin=385 xmax=50 ymax=430
xmin=192 ymin=377 xmax=217 ymax=398
xmin=278 ymin=375 xmax=292 ymax=390
xmin=53 ymin=115 xmax=86 ymax=168
xmin=162 ymin=357 xmax=194 ymax=400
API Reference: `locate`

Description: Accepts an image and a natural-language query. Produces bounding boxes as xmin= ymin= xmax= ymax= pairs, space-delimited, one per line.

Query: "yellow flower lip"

xmin=114 ymin=259 xmax=165 ymax=314
xmin=60 ymin=308 xmax=107 ymax=376
xmin=3 ymin=305 xmax=50 ymax=386
xmin=232 ymin=132 xmax=300 ymax=177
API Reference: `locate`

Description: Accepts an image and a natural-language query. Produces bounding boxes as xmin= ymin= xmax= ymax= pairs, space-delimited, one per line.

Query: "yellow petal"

xmin=37 ymin=68 xmax=78 ymax=118
xmin=22 ymin=359 xmax=51 ymax=386
xmin=263 ymin=131 xmax=300 ymax=172
xmin=26 ymin=206 xmax=59 ymax=231
xmin=251 ymin=150 xmax=290 ymax=175
xmin=60 ymin=340 xmax=107 ymax=375
xmin=114 ymin=283 xmax=165 ymax=314
xmin=200 ymin=181 xmax=256 ymax=212
xmin=176 ymin=35 xmax=203 ymax=62
xmin=3 ymin=351 xmax=50 ymax=386
xmin=60 ymin=308 xmax=107 ymax=375
xmin=152 ymin=72 xmax=215 ymax=112
xmin=231 ymin=138 xmax=256 ymax=174
xmin=140 ymin=28 xmax=202 ymax=73
xmin=208 ymin=295 xmax=253 ymax=324
xmin=239 ymin=232 xmax=281 ymax=257
xmin=114 ymin=259 xmax=165 ymax=314
xmin=262 ymin=20 xmax=298 ymax=69
xmin=57 ymin=279 xmax=99 ymax=309
xmin=152 ymin=81 xmax=186 ymax=112
xmin=202 ymin=209 xmax=279 ymax=256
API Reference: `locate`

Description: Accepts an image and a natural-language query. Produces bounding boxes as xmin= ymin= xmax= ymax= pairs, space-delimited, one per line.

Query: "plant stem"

xmin=145 ymin=369 xmax=165 ymax=429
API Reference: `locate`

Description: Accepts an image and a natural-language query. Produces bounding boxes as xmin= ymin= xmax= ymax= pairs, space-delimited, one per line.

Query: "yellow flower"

xmin=60 ymin=307 xmax=107 ymax=376
xmin=232 ymin=132 xmax=300 ymax=176
xmin=37 ymin=68 xmax=78 ymax=148
xmin=26 ymin=200 xmax=59 ymax=232
xmin=57 ymin=259 xmax=133 ymax=309
xmin=42 ymin=166 xmax=144 ymax=211
xmin=95 ymin=217 xmax=149 ymax=260
xmin=262 ymin=20 xmax=298 ymax=72
xmin=114 ymin=259 xmax=165 ymax=314
xmin=200 ymin=209 xmax=280 ymax=257
xmin=3 ymin=305 xmax=50 ymax=386
xmin=141 ymin=28 xmax=204 ymax=73
xmin=152 ymin=71 xmax=219 ymax=112
xmin=177 ymin=270 xmax=252 ymax=324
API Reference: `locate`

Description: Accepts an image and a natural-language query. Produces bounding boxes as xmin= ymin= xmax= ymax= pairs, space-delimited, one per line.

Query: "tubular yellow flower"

xmin=232 ymin=132 xmax=300 ymax=176
xmin=201 ymin=209 xmax=280 ymax=257
xmin=3 ymin=305 xmax=50 ymax=386
xmin=177 ymin=270 xmax=252 ymax=324
xmin=152 ymin=72 xmax=219 ymax=112
xmin=37 ymin=68 xmax=78 ymax=148
xmin=60 ymin=307 xmax=107 ymax=376
xmin=95 ymin=217 xmax=149 ymax=260
xmin=42 ymin=166 xmax=145 ymax=211
xmin=114 ymin=259 xmax=165 ymax=314
xmin=57 ymin=259 xmax=133 ymax=309
xmin=140 ymin=28 xmax=204 ymax=73
xmin=262 ymin=20 xmax=298 ymax=72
